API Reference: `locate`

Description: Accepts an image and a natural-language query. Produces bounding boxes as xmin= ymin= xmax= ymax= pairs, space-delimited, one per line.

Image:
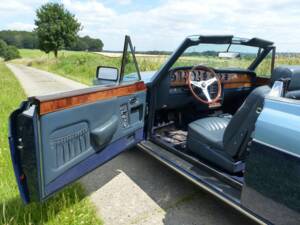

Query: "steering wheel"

xmin=188 ymin=65 xmax=222 ymax=104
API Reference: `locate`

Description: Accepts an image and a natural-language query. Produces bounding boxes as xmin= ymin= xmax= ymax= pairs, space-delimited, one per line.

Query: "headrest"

xmin=271 ymin=66 xmax=300 ymax=91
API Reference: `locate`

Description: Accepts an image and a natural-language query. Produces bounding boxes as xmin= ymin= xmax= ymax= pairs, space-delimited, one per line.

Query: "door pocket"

xmin=50 ymin=122 xmax=90 ymax=169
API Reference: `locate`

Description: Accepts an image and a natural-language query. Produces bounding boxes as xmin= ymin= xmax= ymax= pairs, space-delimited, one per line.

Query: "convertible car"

xmin=9 ymin=35 xmax=300 ymax=225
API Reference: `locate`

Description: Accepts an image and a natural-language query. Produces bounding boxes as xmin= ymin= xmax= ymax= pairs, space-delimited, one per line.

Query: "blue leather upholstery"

xmin=188 ymin=117 xmax=229 ymax=150
xmin=279 ymin=66 xmax=300 ymax=100
xmin=286 ymin=90 xmax=300 ymax=99
xmin=187 ymin=86 xmax=270 ymax=173
xmin=187 ymin=116 xmax=244 ymax=173
xmin=187 ymin=66 xmax=300 ymax=173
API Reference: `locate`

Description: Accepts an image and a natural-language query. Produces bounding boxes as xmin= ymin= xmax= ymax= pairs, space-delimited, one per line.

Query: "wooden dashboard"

xmin=169 ymin=69 xmax=263 ymax=89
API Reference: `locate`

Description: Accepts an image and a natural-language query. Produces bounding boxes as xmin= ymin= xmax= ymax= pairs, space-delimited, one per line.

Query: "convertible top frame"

xmin=191 ymin=35 xmax=274 ymax=48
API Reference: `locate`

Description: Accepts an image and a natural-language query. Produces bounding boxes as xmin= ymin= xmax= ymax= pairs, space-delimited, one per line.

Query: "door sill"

xmin=137 ymin=140 xmax=267 ymax=225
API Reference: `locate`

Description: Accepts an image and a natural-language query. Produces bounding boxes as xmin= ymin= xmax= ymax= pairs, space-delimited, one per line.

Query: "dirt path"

xmin=7 ymin=63 xmax=257 ymax=225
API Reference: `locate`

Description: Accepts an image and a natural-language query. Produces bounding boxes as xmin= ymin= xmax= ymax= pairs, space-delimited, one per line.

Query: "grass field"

xmin=15 ymin=49 xmax=300 ymax=86
xmin=16 ymin=49 xmax=168 ymax=85
xmin=0 ymin=61 xmax=102 ymax=225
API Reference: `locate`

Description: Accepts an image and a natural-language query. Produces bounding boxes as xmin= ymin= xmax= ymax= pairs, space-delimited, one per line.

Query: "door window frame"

xmin=119 ymin=35 xmax=141 ymax=83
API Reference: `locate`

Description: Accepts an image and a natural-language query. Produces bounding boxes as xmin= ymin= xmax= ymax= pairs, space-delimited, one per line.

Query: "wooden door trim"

xmin=32 ymin=81 xmax=146 ymax=115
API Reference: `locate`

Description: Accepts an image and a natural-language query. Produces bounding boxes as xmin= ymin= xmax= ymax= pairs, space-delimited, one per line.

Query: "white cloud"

xmin=0 ymin=0 xmax=47 ymax=30
xmin=1 ymin=0 xmax=300 ymax=51
xmin=59 ymin=0 xmax=300 ymax=52
xmin=115 ymin=0 xmax=132 ymax=5
xmin=5 ymin=22 xmax=35 ymax=31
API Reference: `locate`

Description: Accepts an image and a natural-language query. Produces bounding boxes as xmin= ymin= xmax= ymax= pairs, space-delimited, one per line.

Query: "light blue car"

xmin=9 ymin=35 xmax=300 ymax=225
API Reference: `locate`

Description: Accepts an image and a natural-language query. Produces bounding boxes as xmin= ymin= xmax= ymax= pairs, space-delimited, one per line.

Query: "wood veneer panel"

xmin=37 ymin=81 xmax=146 ymax=115
xmin=223 ymin=82 xmax=252 ymax=89
xmin=255 ymin=77 xmax=270 ymax=86
xmin=222 ymin=74 xmax=252 ymax=83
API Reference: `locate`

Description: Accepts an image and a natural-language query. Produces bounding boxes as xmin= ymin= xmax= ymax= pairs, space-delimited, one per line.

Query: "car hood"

xmin=123 ymin=71 xmax=157 ymax=84
xmin=140 ymin=71 xmax=157 ymax=84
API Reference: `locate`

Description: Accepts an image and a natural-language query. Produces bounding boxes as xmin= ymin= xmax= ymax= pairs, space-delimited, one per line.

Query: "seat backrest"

xmin=282 ymin=66 xmax=300 ymax=100
xmin=223 ymin=65 xmax=300 ymax=159
xmin=223 ymin=85 xmax=270 ymax=158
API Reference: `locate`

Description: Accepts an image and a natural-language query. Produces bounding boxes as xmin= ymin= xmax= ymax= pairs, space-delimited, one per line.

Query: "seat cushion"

xmin=187 ymin=117 xmax=245 ymax=173
xmin=188 ymin=117 xmax=230 ymax=149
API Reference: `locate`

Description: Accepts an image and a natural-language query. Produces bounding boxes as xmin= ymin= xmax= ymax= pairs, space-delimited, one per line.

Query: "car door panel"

xmin=9 ymin=81 xmax=146 ymax=202
xmin=40 ymin=89 xmax=146 ymax=185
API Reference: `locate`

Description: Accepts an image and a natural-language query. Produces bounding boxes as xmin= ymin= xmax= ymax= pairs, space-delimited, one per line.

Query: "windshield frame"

xmin=150 ymin=35 xmax=275 ymax=87
xmin=179 ymin=35 xmax=275 ymax=71
xmin=172 ymin=43 xmax=262 ymax=70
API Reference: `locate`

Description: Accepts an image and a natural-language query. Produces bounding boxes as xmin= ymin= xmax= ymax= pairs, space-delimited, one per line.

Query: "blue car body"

xmin=8 ymin=35 xmax=300 ymax=225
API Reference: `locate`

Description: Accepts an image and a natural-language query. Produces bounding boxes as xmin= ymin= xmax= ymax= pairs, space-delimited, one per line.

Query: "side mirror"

xmin=96 ymin=66 xmax=119 ymax=81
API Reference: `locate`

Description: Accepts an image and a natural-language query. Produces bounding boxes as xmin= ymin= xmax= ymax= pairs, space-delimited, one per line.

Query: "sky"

xmin=0 ymin=0 xmax=300 ymax=52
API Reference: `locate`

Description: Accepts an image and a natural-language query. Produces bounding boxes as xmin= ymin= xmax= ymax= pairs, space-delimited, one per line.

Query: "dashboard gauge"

xmin=183 ymin=71 xmax=188 ymax=82
xmin=193 ymin=70 xmax=198 ymax=81
xmin=207 ymin=72 xmax=212 ymax=80
xmin=171 ymin=73 xmax=176 ymax=82
xmin=217 ymin=73 xmax=222 ymax=80
xmin=190 ymin=71 xmax=195 ymax=81
xmin=179 ymin=71 xmax=185 ymax=82
xmin=198 ymin=71 xmax=202 ymax=81
xmin=180 ymin=71 xmax=185 ymax=80
xmin=176 ymin=71 xmax=181 ymax=81
xmin=203 ymin=72 xmax=207 ymax=80
xmin=189 ymin=71 xmax=193 ymax=80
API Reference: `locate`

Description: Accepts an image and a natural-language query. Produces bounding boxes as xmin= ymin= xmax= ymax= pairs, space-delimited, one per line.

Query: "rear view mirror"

xmin=218 ymin=52 xmax=240 ymax=59
xmin=96 ymin=66 xmax=119 ymax=81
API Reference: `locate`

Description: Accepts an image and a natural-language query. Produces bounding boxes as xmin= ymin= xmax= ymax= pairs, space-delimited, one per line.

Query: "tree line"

xmin=0 ymin=30 xmax=104 ymax=52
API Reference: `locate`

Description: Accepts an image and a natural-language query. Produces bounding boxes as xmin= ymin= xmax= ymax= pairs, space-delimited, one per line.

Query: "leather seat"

xmin=188 ymin=117 xmax=230 ymax=150
xmin=187 ymin=85 xmax=271 ymax=173
xmin=281 ymin=66 xmax=300 ymax=100
xmin=187 ymin=67 xmax=300 ymax=173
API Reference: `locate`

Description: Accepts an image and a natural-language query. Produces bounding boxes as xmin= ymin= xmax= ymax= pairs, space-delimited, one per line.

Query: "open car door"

xmin=9 ymin=36 xmax=147 ymax=203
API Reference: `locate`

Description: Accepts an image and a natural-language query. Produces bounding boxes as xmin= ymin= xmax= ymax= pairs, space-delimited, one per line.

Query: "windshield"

xmin=172 ymin=43 xmax=260 ymax=69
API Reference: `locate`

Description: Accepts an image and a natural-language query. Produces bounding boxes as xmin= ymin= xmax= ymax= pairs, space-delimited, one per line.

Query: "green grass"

xmin=15 ymin=49 xmax=167 ymax=85
xmin=18 ymin=49 xmax=46 ymax=58
xmin=15 ymin=49 xmax=300 ymax=85
xmin=19 ymin=49 xmax=79 ymax=59
xmin=0 ymin=61 xmax=102 ymax=225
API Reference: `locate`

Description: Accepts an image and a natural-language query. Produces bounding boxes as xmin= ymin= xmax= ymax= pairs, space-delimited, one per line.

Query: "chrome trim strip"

xmin=253 ymin=138 xmax=300 ymax=159
xmin=151 ymin=138 xmax=243 ymax=189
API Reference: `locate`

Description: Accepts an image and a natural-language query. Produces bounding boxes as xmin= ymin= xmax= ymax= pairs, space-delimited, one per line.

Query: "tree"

xmin=0 ymin=30 xmax=104 ymax=52
xmin=0 ymin=39 xmax=7 ymax=57
xmin=34 ymin=3 xmax=81 ymax=57
xmin=81 ymin=36 xmax=103 ymax=51
xmin=0 ymin=31 xmax=39 ymax=49
xmin=4 ymin=45 xmax=20 ymax=61
xmin=0 ymin=39 xmax=20 ymax=61
xmin=70 ymin=37 xmax=88 ymax=51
